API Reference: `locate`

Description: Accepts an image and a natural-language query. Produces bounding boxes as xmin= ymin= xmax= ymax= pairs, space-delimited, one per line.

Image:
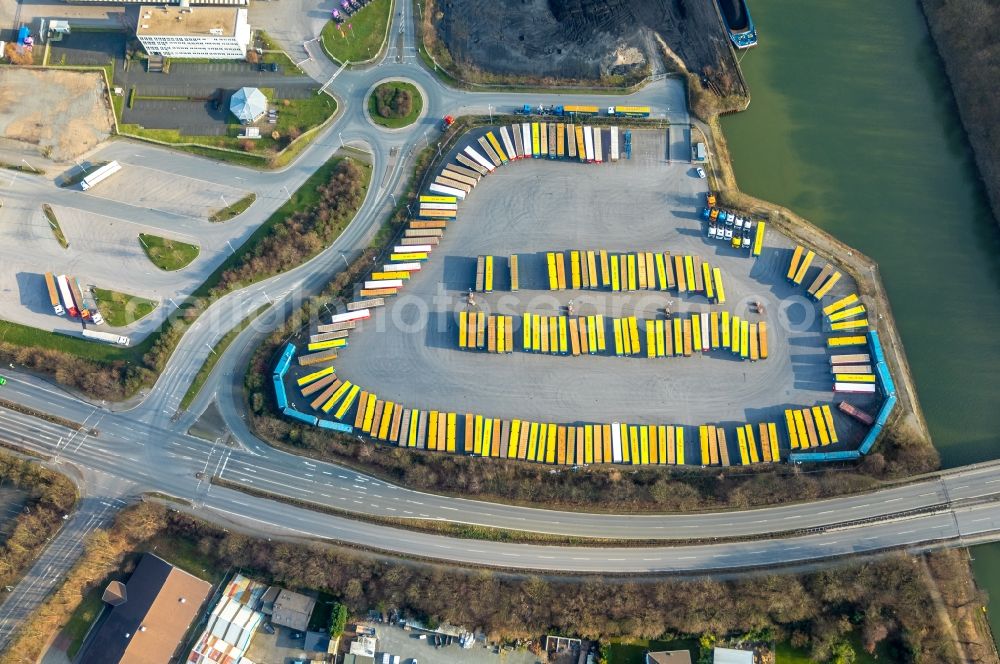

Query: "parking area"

xmin=320 ymin=129 xmax=872 ymax=449
xmin=371 ymin=623 xmax=540 ymax=664
xmin=83 ymin=163 xmax=251 ymax=220
xmin=48 ymin=29 xmax=315 ymax=135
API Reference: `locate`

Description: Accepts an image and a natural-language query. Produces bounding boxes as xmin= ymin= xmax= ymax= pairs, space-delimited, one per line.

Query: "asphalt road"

xmin=0 ymin=2 xmax=997 ymax=646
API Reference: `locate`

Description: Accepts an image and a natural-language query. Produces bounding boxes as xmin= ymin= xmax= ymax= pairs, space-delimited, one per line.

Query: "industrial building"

xmin=136 ymin=4 xmax=251 ymax=59
xmin=77 ymin=553 xmax=211 ymax=664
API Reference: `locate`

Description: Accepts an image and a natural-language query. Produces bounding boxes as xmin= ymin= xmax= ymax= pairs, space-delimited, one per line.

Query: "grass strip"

xmin=41 ymin=205 xmax=70 ymax=249
xmin=138 ymin=233 xmax=200 ymax=271
xmin=179 ymin=303 xmax=271 ymax=410
xmin=0 ymin=398 xmax=99 ymax=435
xmin=0 ymin=439 xmax=51 ymax=460
xmin=209 ymin=193 xmax=256 ymax=222
xmin=0 ymin=161 xmax=43 ymax=175
xmin=91 ymin=288 xmax=158 ymax=327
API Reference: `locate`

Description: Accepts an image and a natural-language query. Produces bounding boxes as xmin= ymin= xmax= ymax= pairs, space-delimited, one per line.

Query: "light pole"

xmin=282 ymin=185 xmax=291 ymax=201
xmin=389 ymin=193 xmax=397 ymax=207
xmin=339 ymin=253 xmax=349 ymax=269
xmin=339 ymin=132 xmax=345 ymax=148
xmin=220 ymin=193 xmax=229 ymax=208
xmin=488 ymin=104 xmax=493 ymax=123
xmin=226 ymin=240 xmax=236 ymax=255
xmin=437 ymin=142 xmax=442 ymax=159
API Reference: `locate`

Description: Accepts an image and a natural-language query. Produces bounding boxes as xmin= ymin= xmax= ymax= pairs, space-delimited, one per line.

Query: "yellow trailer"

xmin=752 ymin=221 xmax=766 ymax=256
xmin=828 ymin=304 xmax=866 ymax=322
xmin=556 ymin=252 xmax=567 ymax=290
xmin=610 ymin=255 xmax=621 ymax=291
xmin=675 ymin=255 xmax=687 ymax=292
xmin=786 ymin=245 xmax=804 ymax=281
xmin=546 ymin=252 xmax=558 ymax=290
xmin=793 ymin=410 xmax=809 ymax=448
xmin=595 ymin=314 xmax=607 ymax=351
xmin=713 ymin=267 xmax=726 ymax=304
xmin=699 ymin=425 xmax=710 ymax=465
xmin=510 ymin=254 xmax=519 ymax=291
xmin=792 ymin=250 xmax=815 ymax=285
xmin=556 ymin=122 xmax=566 ymax=157
xmin=730 ymin=315 xmax=741 ymax=355
xmin=703 ymin=262 xmax=715 ymax=300
xmin=813 ymin=271 xmax=842 ymax=300
xmin=655 ymin=253 xmax=668 ymax=291
xmin=334 ymin=385 xmax=360 ymax=421
xmin=827 ymin=335 xmax=867 ymax=347
xmin=823 ymin=292 xmax=859 ymax=316
xmin=767 ymin=422 xmax=779 ymax=461
xmin=721 ymin=311 xmax=731 ymax=349
xmin=692 ymin=313 xmax=702 ymax=352
xmin=830 ymin=319 xmax=869 ymax=331
xmin=745 ymin=424 xmax=760 ymax=463
xmin=710 ymin=311 xmax=720 ymax=349
xmin=822 ymin=405 xmax=839 ymax=443
xmin=570 ymin=250 xmax=581 ymax=289
xmin=459 ymin=310 xmax=468 ymax=348
xmin=586 ymin=250 xmax=598 ymax=288
xmin=749 ymin=323 xmax=760 ymax=361
xmin=759 ymin=322 xmax=769 ymax=359
xmin=812 ymin=406 xmax=831 ymax=445
xmin=785 ymin=409 xmax=799 ymax=449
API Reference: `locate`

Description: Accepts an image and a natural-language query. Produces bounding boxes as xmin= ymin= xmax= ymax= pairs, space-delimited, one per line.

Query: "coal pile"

xmin=433 ymin=0 xmax=740 ymax=92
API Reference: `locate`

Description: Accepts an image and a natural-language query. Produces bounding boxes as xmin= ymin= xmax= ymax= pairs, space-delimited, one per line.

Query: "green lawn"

xmin=0 ymin=318 xmax=140 ymax=363
xmin=92 ymin=288 xmax=158 ymax=327
xmin=320 ymin=0 xmax=392 ymax=63
xmin=605 ymin=638 xmax=698 ymax=664
xmin=119 ymin=92 xmax=337 ymax=168
xmin=62 ymin=587 xmax=106 ymax=659
xmin=209 ymin=193 xmax=257 ymax=222
xmin=180 ymin=303 xmax=270 ymax=410
xmin=776 ymin=636 xmax=883 ymax=664
xmin=138 ymin=234 xmax=200 ymax=271
xmin=368 ymin=81 xmax=423 ymax=129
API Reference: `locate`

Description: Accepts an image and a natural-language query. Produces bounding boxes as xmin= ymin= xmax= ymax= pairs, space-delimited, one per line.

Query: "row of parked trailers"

xmin=273 ymin=343 xmax=354 ymax=433
xmin=291 ymin=365 xmax=791 ymax=466
xmin=544 ymin=250 xmax=727 ymax=302
xmin=699 ymin=422 xmax=781 ymax=466
xmin=784 ymin=404 xmax=840 ymax=449
xmin=789 ymin=330 xmax=898 ymax=463
xmin=456 ymin=310 xmax=769 ymax=360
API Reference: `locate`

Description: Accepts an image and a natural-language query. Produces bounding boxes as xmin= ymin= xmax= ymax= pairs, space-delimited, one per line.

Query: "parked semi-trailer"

xmin=44 ymin=272 xmax=65 ymax=315
xmin=80 ymin=160 xmax=121 ymax=191
xmin=56 ymin=275 xmax=78 ymax=318
xmin=68 ymin=277 xmax=92 ymax=321
xmin=607 ymin=106 xmax=651 ymax=117
xmin=82 ymin=329 xmax=130 ymax=346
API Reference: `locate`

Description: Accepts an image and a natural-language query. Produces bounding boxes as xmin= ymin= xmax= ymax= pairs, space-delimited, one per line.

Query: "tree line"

xmin=0 ymin=452 xmax=78 ymax=592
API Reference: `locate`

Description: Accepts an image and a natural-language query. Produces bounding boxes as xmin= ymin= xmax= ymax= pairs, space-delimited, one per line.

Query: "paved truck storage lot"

xmin=324 ymin=130 xmax=870 ymax=443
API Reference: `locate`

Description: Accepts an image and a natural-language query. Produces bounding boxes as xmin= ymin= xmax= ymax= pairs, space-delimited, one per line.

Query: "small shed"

xmin=695 ymin=142 xmax=707 ymax=161
xmin=230 ymin=87 xmax=266 ymax=124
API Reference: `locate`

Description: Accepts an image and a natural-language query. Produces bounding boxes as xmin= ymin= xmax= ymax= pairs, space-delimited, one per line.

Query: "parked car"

xmin=742 ymin=227 xmax=752 ymax=248
xmin=696 ymin=167 xmax=706 ymax=179
xmin=270 ymin=62 xmax=278 ymax=72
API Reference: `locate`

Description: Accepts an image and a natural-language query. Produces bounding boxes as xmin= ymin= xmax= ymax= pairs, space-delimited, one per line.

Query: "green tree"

xmin=829 ymin=639 xmax=857 ymax=664
xmin=329 ymin=601 xmax=348 ymax=638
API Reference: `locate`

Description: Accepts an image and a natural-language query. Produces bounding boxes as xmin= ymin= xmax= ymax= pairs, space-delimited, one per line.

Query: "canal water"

xmin=719 ymin=0 xmax=1000 ymax=646
xmin=721 ymin=0 xmax=1000 ymax=469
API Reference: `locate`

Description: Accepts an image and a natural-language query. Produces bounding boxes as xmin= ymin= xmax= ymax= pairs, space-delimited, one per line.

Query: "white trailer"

xmin=383 ymin=262 xmax=422 ymax=272
xmin=393 ymin=244 xmax=433 ymax=253
xmin=429 ymin=183 xmax=466 ymax=200
xmin=364 ymin=279 xmax=403 ymax=289
xmin=701 ymin=314 xmax=710 ymax=352
xmin=80 ymin=160 xmax=121 ymax=191
xmin=56 ymin=274 xmax=78 ymax=317
xmin=82 ymin=329 xmax=130 ymax=346
xmin=418 ymin=202 xmax=458 ymax=211
xmin=331 ymin=309 xmax=371 ymax=324
xmin=521 ymin=123 xmax=532 ymax=160
xmin=611 ymin=421 xmax=623 ymax=463
xmin=499 ymin=126 xmax=516 ymax=162
xmin=593 ymin=127 xmax=603 ymax=163
xmin=610 ymin=126 xmax=620 ymax=162
xmin=833 ymin=382 xmax=877 ymax=394
xmin=463 ymin=146 xmax=495 ymax=172
xmin=583 ymin=126 xmax=594 ymax=163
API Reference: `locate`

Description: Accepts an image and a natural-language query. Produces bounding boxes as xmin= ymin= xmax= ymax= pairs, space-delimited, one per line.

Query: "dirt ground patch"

xmin=427 ymin=0 xmax=742 ymax=93
xmin=0 ymin=69 xmax=113 ymax=162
